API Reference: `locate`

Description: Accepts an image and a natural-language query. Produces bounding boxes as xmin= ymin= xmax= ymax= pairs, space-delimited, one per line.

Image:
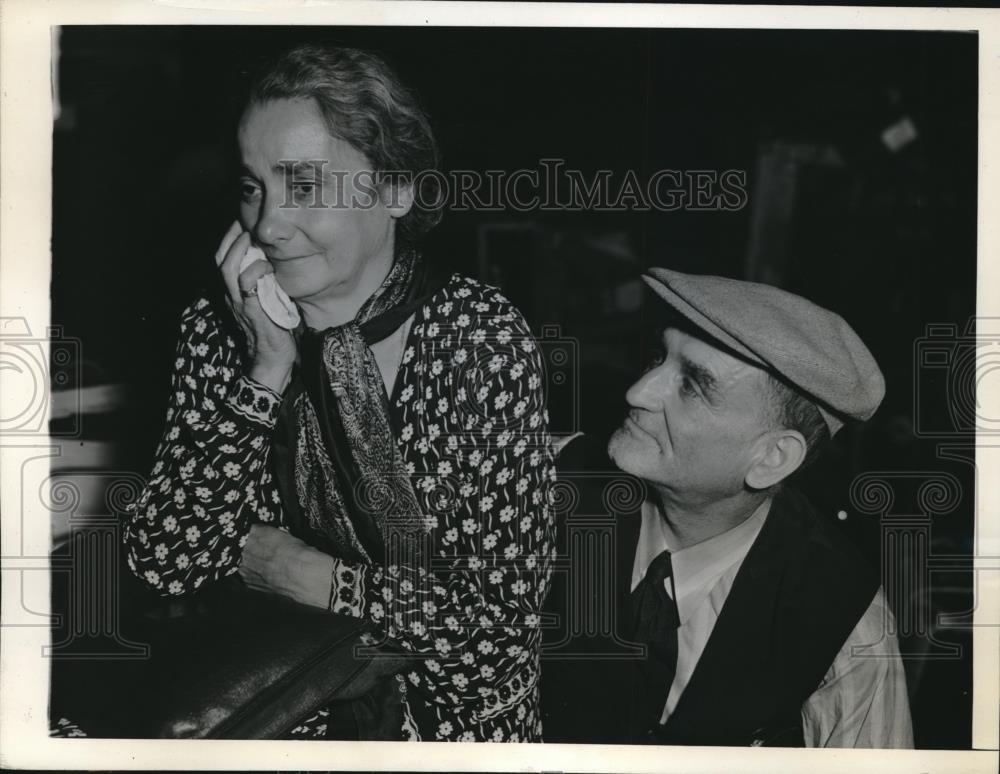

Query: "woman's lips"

xmin=269 ymin=252 xmax=319 ymax=263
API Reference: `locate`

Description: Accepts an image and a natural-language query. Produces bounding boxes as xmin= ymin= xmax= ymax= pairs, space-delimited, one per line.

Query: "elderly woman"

xmin=122 ymin=44 xmax=555 ymax=742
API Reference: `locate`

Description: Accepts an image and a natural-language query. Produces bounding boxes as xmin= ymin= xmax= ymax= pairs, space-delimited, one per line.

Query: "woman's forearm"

xmin=123 ymin=300 xmax=285 ymax=595
xmin=249 ymin=361 xmax=293 ymax=394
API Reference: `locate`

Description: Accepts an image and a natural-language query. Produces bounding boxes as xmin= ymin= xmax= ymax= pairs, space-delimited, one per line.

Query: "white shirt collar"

xmin=630 ymin=497 xmax=771 ymax=625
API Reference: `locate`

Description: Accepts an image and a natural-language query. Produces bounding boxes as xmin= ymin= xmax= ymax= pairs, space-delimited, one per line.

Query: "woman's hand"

xmin=216 ymin=221 xmax=297 ymax=393
xmin=238 ymin=523 xmax=336 ymax=609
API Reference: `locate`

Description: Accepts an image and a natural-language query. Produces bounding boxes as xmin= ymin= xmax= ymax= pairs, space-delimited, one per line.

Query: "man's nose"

xmin=624 ymin=363 xmax=669 ymax=411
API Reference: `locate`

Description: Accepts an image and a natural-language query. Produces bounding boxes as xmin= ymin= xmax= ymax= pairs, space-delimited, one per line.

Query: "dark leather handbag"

xmin=49 ymin=552 xmax=410 ymax=739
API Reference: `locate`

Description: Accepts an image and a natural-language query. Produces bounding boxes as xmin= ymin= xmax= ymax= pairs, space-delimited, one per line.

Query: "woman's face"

xmin=237 ymin=97 xmax=411 ymax=305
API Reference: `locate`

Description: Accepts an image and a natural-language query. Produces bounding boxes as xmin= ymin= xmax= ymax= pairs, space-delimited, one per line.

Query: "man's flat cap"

xmin=643 ymin=267 xmax=885 ymax=435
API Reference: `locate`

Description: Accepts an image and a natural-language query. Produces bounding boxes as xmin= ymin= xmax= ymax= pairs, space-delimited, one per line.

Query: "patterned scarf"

xmin=271 ymin=250 xmax=435 ymax=566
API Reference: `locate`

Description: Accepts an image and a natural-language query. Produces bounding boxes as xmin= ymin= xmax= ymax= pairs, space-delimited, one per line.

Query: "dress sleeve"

xmin=122 ymin=298 xmax=285 ymax=596
xmin=801 ymin=587 xmax=914 ymax=748
xmin=326 ymin=286 xmax=557 ymax=722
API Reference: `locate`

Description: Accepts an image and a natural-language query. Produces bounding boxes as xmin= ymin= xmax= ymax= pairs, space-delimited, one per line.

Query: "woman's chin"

xmin=272 ymin=275 xmax=314 ymax=301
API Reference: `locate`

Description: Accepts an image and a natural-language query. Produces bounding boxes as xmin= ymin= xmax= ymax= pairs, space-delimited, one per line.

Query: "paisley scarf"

xmin=270 ymin=250 xmax=443 ymax=566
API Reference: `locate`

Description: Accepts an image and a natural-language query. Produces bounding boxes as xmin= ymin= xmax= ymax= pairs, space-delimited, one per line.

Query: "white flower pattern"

xmin=122 ymin=276 xmax=555 ymax=743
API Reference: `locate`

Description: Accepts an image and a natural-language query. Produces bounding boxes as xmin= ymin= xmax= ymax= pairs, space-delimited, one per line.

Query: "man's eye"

xmin=679 ymin=376 xmax=698 ymax=397
xmin=647 ymin=347 xmax=665 ymax=367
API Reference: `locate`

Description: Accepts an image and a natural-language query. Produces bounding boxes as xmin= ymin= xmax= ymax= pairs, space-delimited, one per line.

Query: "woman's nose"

xmin=252 ymin=191 xmax=295 ymax=246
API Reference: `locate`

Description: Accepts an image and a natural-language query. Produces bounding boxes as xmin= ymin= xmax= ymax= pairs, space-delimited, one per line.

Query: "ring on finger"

xmin=240 ymin=285 xmax=259 ymax=299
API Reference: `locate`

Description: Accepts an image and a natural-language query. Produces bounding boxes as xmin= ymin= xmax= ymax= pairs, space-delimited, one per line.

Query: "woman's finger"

xmin=213 ymin=220 xmax=243 ymax=267
xmin=237 ymin=259 xmax=274 ymax=295
xmin=220 ymin=231 xmax=252 ymax=306
xmin=237 ymin=263 xmax=282 ymax=337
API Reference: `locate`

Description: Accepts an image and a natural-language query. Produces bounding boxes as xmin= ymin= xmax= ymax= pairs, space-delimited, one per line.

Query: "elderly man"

xmin=544 ymin=268 xmax=913 ymax=748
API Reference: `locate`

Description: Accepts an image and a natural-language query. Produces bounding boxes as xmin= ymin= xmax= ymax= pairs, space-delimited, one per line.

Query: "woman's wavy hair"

xmin=243 ymin=43 xmax=443 ymax=251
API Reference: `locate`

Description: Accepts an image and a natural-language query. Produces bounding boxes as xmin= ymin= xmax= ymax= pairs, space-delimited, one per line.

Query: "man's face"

xmin=608 ymin=326 xmax=775 ymax=504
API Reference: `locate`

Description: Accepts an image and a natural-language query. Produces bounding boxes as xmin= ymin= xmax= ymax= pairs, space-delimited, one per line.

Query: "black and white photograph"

xmin=1 ymin=2 xmax=998 ymax=771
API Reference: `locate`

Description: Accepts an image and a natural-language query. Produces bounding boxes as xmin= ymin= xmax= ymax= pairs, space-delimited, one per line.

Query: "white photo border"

xmin=1 ymin=1 xmax=997 ymax=771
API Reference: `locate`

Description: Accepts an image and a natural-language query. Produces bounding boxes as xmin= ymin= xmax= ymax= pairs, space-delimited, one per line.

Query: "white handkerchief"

xmin=239 ymin=246 xmax=301 ymax=330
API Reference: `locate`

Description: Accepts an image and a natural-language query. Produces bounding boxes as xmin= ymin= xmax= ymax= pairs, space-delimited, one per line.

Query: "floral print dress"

xmin=122 ymin=274 xmax=557 ymax=742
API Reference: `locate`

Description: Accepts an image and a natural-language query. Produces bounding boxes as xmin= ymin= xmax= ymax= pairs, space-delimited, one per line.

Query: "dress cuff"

xmin=226 ymin=374 xmax=282 ymax=428
xmin=328 ymin=559 xmax=366 ymax=617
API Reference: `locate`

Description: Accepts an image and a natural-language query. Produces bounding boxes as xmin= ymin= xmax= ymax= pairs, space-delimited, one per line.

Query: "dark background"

xmin=51 ymin=26 xmax=977 ymax=748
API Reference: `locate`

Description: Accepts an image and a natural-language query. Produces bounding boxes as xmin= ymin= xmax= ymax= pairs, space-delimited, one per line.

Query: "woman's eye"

xmin=240 ymin=180 xmax=261 ymax=202
xmin=291 ymin=181 xmax=319 ymax=203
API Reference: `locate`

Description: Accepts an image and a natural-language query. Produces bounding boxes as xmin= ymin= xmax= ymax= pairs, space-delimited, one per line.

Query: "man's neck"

xmin=651 ymin=486 xmax=772 ymax=550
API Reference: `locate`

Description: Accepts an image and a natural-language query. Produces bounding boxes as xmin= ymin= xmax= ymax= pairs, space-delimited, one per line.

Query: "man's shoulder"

xmin=772 ymin=487 xmax=870 ymax=561
xmin=766 ymin=486 xmax=879 ymax=609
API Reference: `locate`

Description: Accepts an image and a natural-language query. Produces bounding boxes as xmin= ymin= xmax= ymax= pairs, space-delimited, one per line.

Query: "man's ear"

xmin=745 ymin=429 xmax=807 ymax=490
xmin=380 ymin=177 xmax=414 ymax=220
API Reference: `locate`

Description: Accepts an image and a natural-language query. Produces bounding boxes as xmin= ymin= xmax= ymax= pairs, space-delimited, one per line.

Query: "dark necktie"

xmin=628 ymin=549 xmax=680 ymax=742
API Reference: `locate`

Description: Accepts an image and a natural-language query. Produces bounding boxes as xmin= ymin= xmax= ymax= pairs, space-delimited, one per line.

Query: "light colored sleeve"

xmin=801 ymin=587 xmax=914 ymax=748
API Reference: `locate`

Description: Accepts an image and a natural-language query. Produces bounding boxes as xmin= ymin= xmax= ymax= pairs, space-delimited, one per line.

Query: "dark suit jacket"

xmin=540 ymin=437 xmax=878 ymax=746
